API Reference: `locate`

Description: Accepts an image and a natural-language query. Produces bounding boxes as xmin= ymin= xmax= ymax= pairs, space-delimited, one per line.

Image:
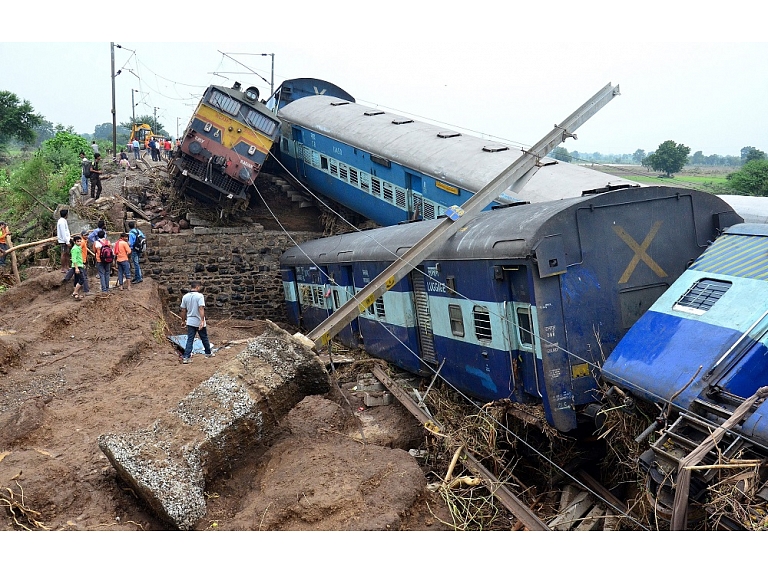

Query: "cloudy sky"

xmin=2 ymin=7 xmax=766 ymax=159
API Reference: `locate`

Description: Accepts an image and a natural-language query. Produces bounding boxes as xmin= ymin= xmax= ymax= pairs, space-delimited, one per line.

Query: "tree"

xmin=0 ymin=90 xmax=43 ymax=146
xmin=741 ymin=146 xmax=767 ymax=164
xmin=727 ymin=159 xmax=768 ymax=196
xmin=33 ymin=119 xmax=55 ymax=147
xmin=691 ymin=151 xmax=705 ymax=165
xmin=645 ymin=140 xmax=691 ymax=177
xmin=94 ymin=123 xmax=114 ymax=140
xmin=550 ymin=146 xmax=571 ymax=162
xmin=632 ymin=149 xmax=646 ymax=164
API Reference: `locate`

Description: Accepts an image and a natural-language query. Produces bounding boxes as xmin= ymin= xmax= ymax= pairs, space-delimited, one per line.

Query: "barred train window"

xmin=209 ymin=90 xmax=241 ymax=116
xmin=473 ymin=305 xmax=492 ymax=341
xmin=449 ymin=305 xmax=465 ymax=337
xmin=374 ymin=297 xmax=386 ymax=319
xmin=673 ymin=278 xmax=731 ymax=315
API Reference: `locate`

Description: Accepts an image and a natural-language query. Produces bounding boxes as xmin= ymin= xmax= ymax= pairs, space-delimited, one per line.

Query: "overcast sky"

xmin=2 ymin=8 xmax=766 ymax=158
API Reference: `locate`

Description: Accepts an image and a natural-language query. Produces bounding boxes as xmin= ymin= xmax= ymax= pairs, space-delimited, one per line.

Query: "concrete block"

xmin=98 ymin=321 xmax=330 ymax=530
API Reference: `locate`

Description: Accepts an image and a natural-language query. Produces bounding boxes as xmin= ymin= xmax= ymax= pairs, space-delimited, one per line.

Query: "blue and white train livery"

xmin=281 ymin=186 xmax=739 ymax=433
xmin=603 ymin=223 xmax=768 ymax=456
xmin=274 ymin=95 xmax=638 ymax=226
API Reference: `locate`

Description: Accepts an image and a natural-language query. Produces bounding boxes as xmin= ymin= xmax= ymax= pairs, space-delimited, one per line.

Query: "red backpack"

xmin=100 ymin=242 xmax=114 ymax=264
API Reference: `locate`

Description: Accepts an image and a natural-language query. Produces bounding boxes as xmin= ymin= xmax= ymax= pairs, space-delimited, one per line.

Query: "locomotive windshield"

xmin=244 ymin=109 xmax=278 ymax=136
xmin=208 ymin=89 xmax=242 ymax=116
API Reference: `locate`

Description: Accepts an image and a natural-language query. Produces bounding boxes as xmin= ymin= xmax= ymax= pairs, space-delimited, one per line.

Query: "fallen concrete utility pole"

xmin=98 ymin=321 xmax=330 ymax=530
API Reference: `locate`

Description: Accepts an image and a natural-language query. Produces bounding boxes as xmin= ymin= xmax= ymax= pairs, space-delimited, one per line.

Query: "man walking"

xmin=90 ymin=153 xmax=103 ymax=199
xmin=179 ymin=280 xmax=215 ymax=364
xmin=57 ymin=209 xmax=71 ymax=271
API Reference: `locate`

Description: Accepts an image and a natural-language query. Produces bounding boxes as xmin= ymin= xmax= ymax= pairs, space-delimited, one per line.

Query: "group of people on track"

xmin=56 ymin=210 xmax=145 ymax=299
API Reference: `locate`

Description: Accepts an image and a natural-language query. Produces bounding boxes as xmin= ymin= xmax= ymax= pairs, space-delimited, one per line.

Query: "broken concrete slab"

xmin=98 ymin=320 xmax=329 ymax=530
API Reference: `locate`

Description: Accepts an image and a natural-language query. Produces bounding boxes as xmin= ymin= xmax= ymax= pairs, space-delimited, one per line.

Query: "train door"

xmin=504 ymin=267 xmax=541 ymax=399
xmin=282 ymin=267 xmax=301 ymax=327
xmin=407 ymin=173 xmax=423 ymax=220
xmin=329 ymin=264 xmax=360 ymax=347
xmin=291 ymin=127 xmax=305 ymax=177
xmin=411 ymin=268 xmax=437 ymax=365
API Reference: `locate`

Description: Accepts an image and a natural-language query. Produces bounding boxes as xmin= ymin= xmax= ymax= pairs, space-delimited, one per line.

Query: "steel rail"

xmin=371 ymin=365 xmax=550 ymax=531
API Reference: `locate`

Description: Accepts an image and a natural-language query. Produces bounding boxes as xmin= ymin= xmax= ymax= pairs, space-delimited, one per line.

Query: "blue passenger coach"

xmin=602 ymin=223 xmax=768 ymax=451
xmin=282 ymin=187 xmax=739 ymax=432
xmin=275 ymin=95 xmax=638 ymax=226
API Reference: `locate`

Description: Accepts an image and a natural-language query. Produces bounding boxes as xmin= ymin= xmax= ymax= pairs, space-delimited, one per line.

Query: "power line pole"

xmin=153 ymin=107 xmax=158 ymax=134
xmin=110 ymin=42 xmax=117 ymax=159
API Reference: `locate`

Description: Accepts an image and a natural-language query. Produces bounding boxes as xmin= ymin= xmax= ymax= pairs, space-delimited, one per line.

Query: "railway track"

xmin=368 ymin=364 xmax=638 ymax=531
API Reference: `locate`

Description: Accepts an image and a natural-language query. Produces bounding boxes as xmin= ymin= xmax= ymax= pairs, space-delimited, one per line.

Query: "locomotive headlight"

xmin=245 ymin=86 xmax=259 ymax=101
xmin=248 ymin=145 xmax=256 ymax=155
xmin=238 ymin=167 xmax=252 ymax=181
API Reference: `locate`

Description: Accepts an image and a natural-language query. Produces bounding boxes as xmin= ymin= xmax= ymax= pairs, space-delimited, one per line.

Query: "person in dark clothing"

xmin=90 ymin=153 xmax=103 ymax=199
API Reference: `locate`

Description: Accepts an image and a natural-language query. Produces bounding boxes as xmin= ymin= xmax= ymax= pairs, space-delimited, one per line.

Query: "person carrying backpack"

xmin=93 ymin=229 xmax=113 ymax=293
xmin=127 ymin=221 xmax=145 ymax=284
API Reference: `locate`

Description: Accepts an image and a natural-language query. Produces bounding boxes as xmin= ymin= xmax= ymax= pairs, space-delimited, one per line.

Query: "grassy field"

xmin=586 ymin=164 xmax=734 ymax=193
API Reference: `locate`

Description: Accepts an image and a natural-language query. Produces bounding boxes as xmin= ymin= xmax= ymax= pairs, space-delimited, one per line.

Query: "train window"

xmin=395 ymin=187 xmax=407 ymax=208
xmin=449 ymin=305 xmax=464 ymax=337
xmin=673 ymin=278 xmax=731 ymax=315
xmin=321 ymin=156 xmax=328 ymax=171
xmin=349 ymin=168 xmax=359 ymax=187
xmin=339 ymin=164 xmax=349 ymax=182
xmin=473 ymin=306 xmax=493 ymax=341
xmin=330 ymin=159 xmax=339 ymax=177
xmin=446 ymin=277 xmax=456 ymax=295
xmin=244 ymin=109 xmax=277 ymax=137
xmin=516 ymin=307 xmax=534 ymax=347
xmin=383 ymin=182 xmax=394 ymax=203
xmin=371 ymin=177 xmax=381 ymax=197
xmin=360 ymin=172 xmax=370 ymax=193
xmin=374 ymin=297 xmax=386 ymax=320
xmin=209 ymin=90 xmax=241 ymax=116
xmin=423 ymin=201 xmax=436 ymax=220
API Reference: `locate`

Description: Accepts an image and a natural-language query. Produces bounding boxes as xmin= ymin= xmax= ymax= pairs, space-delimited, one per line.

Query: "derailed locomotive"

xmin=170 ymin=82 xmax=280 ymax=212
xmin=280 ymin=186 xmax=740 ymax=433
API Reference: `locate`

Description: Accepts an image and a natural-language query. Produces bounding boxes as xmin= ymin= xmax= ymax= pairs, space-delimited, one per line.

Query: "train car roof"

xmin=282 ymin=186 xmax=734 ymax=265
xmin=278 ymin=96 xmax=638 ymax=201
xmin=716 ymin=195 xmax=768 ymax=224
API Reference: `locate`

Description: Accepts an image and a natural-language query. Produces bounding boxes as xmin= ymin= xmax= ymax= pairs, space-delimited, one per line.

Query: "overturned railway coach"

xmin=170 ymin=82 xmax=281 ymax=210
xmin=275 ymin=95 xmax=638 ymax=226
xmin=281 ymin=186 xmax=741 ymax=432
xmin=602 ymin=223 xmax=768 ymax=500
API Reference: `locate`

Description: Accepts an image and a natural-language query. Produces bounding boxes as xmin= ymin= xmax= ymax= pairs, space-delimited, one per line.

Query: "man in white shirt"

xmin=57 ymin=208 xmax=71 ymax=271
xmin=179 ymin=280 xmax=215 ymax=364
xmin=132 ymin=139 xmax=140 ymax=160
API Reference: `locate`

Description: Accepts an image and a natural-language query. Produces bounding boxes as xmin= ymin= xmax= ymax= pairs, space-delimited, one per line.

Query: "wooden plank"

xmin=575 ymin=505 xmax=605 ymax=531
xmin=548 ymin=491 xmax=593 ymax=531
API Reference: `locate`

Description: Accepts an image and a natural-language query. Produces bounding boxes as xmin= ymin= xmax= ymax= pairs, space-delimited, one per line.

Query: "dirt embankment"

xmin=0 ymin=271 xmax=449 ymax=531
